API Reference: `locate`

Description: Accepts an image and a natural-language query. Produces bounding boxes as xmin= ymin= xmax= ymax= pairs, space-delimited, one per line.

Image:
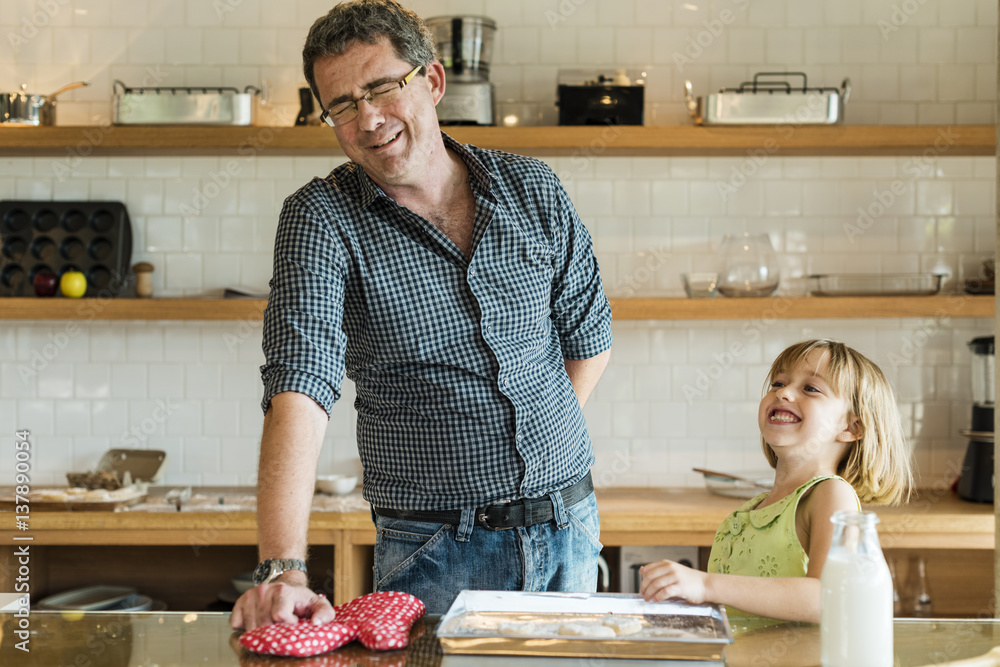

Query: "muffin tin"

xmin=0 ymin=200 xmax=132 ymax=297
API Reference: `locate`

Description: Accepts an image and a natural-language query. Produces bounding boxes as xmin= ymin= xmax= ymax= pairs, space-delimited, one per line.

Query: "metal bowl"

xmin=699 ymin=470 xmax=773 ymax=499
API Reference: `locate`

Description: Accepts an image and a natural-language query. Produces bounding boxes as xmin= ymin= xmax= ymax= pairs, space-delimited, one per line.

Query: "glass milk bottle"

xmin=821 ymin=511 xmax=893 ymax=667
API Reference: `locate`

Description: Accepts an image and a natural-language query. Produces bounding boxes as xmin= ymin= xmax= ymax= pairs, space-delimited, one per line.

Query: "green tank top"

xmin=707 ymin=475 xmax=860 ymax=578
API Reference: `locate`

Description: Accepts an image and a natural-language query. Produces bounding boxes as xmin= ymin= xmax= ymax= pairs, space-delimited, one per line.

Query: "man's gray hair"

xmin=303 ymin=0 xmax=437 ymax=107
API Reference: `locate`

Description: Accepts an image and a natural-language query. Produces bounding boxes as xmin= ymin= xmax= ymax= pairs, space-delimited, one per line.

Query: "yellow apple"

xmin=60 ymin=270 xmax=87 ymax=298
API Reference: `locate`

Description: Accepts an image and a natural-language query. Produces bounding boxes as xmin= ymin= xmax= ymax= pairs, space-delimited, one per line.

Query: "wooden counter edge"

xmin=1 ymin=488 xmax=990 ymax=550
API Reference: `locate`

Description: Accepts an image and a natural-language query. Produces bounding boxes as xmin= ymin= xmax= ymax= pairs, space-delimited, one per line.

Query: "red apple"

xmin=33 ymin=271 xmax=58 ymax=297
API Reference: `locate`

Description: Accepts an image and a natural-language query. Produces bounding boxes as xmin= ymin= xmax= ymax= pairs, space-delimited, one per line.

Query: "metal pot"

xmin=0 ymin=80 xmax=89 ymax=126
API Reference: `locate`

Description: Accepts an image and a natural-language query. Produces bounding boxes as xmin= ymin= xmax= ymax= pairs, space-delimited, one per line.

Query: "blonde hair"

xmin=761 ymin=339 xmax=913 ymax=506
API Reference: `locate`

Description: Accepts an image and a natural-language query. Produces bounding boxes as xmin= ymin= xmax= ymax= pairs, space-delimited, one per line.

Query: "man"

xmin=231 ymin=0 xmax=612 ymax=630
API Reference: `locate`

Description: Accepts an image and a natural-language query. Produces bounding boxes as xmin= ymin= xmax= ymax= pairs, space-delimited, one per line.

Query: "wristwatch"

xmin=252 ymin=558 xmax=308 ymax=586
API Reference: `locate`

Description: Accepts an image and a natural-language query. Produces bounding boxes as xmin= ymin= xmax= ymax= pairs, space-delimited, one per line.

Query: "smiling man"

xmin=231 ymin=0 xmax=613 ymax=630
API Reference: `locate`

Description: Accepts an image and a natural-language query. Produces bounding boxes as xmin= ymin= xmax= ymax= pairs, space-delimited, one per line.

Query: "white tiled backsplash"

xmin=1 ymin=0 xmax=996 ymax=125
xmin=0 ymin=0 xmax=996 ymax=489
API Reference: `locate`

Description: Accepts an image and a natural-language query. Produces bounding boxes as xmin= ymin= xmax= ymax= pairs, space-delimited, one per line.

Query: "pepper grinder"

xmin=133 ymin=262 xmax=154 ymax=298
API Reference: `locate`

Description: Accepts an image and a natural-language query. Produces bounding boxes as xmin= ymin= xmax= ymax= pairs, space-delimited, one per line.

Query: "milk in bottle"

xmin=820 ymin=511 xmax=893 ymax=667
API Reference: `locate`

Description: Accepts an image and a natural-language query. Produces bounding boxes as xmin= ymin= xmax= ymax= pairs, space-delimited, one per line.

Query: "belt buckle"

xmin=477 ymin=500 xmax=514 ymax=531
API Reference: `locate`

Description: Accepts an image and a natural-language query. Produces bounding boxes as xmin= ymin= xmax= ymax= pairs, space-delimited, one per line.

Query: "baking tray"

xmin=685 ymin=72 xmax=849 ymax=125
xmin=438 ymin=591 xmax=732 ymax=661
xmin=808 ymin=273 xmax=946 ymax=297
xmin=0 ymin=200 xmax=132 ymax=297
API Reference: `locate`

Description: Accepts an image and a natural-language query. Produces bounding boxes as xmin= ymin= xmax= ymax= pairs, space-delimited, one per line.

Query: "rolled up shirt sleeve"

xmin=548 ymin=178 xmax=613 ymax=361
xmin=260 ymin=190 xmax=349 ymax=417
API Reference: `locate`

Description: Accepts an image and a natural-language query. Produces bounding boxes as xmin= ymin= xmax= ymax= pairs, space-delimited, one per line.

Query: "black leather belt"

xmin=373 ymin=472 xmax=593 ymax=531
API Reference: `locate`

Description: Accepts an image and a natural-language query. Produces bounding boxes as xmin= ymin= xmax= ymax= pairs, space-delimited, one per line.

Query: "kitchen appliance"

xmin=958 ymin=336 xmax=994 ymax=503
xmin=425 ymin=15 xmax=496 ymax=126
xmin=685 ymin=72 xmax=850 ymax=125
xmin=0 ymin=81 xmax=89 ymax=125
xmin=0 ymin=200 xmax=133 ymax=298
xmin=716 ymin=232 xmax=780 ymax=297
xmin=112 ymin=80 xmax=265 ymax=125
xmin=557 ymin=69 xmax=645 ymax=126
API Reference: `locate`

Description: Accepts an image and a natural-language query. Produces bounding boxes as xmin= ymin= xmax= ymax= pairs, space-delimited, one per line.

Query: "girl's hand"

xmin=639 ymin=559 xmax=708 ymax=604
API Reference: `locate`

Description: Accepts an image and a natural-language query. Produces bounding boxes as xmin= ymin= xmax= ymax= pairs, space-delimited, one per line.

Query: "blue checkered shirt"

xmin=261 ymin=133 xmax=612 ymax=511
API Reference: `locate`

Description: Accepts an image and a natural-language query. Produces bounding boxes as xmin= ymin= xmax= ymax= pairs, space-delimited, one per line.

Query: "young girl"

xmin=640 ymin=339 xmax=912 ymax=623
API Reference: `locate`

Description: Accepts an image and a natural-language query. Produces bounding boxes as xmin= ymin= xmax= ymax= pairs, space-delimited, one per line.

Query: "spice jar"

xmin=132 ymin=262 xmax=154 ymax=298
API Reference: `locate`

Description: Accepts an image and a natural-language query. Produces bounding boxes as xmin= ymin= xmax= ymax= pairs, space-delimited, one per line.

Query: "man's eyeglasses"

xmin=320 ymin=65 xmax=424 ymax=127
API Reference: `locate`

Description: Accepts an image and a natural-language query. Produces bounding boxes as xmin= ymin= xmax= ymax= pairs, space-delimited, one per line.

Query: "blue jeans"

xmin=372 ymin=492 xmax=602 ymax=614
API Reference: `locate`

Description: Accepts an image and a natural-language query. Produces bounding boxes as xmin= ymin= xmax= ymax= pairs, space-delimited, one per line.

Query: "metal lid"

xmin=968 ymin=336 xmax=994 ymax=355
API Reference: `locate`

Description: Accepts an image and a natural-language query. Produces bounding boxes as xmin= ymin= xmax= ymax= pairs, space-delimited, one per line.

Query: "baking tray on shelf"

xmin=807 ymin=273 xmax=947 ymax=297
xmin=437 ymin=591 xmax=733 ymax=661
xmin=0 ymin=200 xmax=133 ymax=297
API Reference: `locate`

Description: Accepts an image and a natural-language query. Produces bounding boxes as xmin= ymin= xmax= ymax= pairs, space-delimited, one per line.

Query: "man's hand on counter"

xmin=229 ymin=575 xmax=336 ymax=631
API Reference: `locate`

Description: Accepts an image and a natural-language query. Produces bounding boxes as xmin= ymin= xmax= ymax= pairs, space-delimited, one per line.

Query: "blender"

xmin=425 ymin=16 xmax=496 ymax=126
xmin=958 ymin=336 xmax=994 ymax=503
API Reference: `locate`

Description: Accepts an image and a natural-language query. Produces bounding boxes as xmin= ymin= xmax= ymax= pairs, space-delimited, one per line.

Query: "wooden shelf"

xmin=0 ymin=125 xmax=993 ymax=157
xmin=1 ymin=295 xmax=991 ymax=321
xmin=0 ymin=297 xmax=267 ymax=321
xmin=610 ymin=295 xmax=994 ymax=320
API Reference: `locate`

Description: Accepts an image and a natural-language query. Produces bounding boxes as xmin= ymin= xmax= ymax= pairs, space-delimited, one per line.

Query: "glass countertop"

xmin=2 ymin=611 xmax=998 ymax=666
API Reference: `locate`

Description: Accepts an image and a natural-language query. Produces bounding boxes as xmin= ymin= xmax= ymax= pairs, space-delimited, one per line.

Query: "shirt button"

xmin=503 ymin=379 xmax=509 ymax=387
xmin=486 ymin=325 xmax=492 ymax=333
xmin=469 ymin=270 xmax=476 ymax=277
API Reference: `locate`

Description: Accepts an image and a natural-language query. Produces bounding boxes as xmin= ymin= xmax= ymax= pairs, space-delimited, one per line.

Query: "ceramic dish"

xmin=37 ymin=585 xmax=137 ymax=611
xmin=231 ymin=572 xmax=254 ymax=594
xmin=315 ymin=474 xmax=358 ymax=495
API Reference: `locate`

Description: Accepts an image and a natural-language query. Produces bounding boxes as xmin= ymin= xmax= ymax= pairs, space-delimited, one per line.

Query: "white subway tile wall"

xmin=0 ymin=1 xmax=996 ymax=487
xmin=0 ymin=153 xmax=993 ymax=486
xmin=0 ymin=0 xmax=995 ymax=125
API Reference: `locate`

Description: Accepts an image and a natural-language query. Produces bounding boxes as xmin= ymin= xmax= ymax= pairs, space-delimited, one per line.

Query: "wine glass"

xmin=716 ymin=232 xmax=780 ymax=297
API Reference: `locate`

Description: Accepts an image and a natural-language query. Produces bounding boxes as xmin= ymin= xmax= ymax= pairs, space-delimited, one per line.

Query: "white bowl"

xmin=231 ymin=572 xmax=255 ymax=594
xmin=315 ymin=474 xmax=358 ymax=495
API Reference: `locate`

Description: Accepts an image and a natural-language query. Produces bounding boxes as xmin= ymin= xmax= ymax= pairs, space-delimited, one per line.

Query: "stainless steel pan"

xmin=0 ymin=80 xmax=89 ymax=125
xmin=685 ymin=72 xmax=849 ymax=125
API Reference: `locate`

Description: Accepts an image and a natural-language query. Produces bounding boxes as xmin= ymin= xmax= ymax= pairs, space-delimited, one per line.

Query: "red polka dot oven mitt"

xmin=239 ymin=591 xmax=426 ymax=657
xmin=333 ymin=590 xmax=426 ymax=651
xmin=238 ymin=620 xmax=357 ymax=658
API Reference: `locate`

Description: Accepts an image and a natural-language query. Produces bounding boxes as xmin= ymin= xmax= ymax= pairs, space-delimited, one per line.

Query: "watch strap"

xmin=253 ymin=558 xmax=308 ymax=585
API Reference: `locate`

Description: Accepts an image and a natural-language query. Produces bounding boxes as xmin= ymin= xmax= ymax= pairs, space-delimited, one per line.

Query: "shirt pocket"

xmin=485 ymin=236 xmax=555 ymax=337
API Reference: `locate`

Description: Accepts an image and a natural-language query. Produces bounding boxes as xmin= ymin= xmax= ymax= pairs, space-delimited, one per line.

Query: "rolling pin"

xmin=915 ymin=646 xmax=1000 ymax=667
